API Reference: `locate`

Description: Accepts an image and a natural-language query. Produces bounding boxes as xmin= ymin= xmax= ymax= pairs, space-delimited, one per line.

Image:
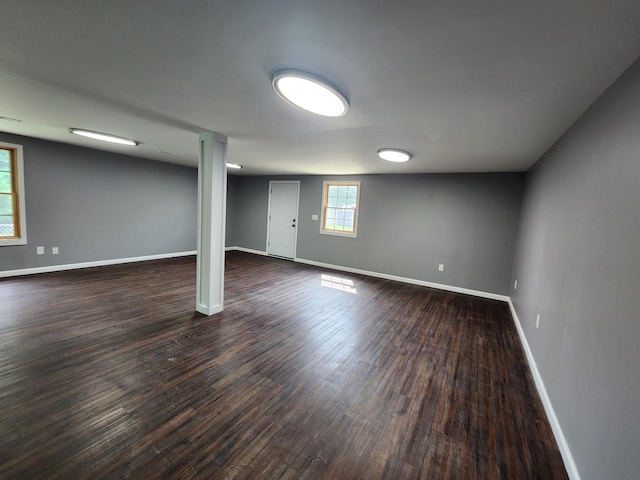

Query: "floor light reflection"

xmin=320 ymin=274 xmax=357 ymax=294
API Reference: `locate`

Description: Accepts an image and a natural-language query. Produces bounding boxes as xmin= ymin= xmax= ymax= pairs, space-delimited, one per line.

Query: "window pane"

xmin=328 ymin=195 xmax=338 ymax=207
xmin=337 ymin=209 xmax=345 ymax=221
xmin=337 ymin=185 xmax=347 ymax=197
xmin=347 ymin=185 xmax=357 ymax=197
xmin=0 ymin=150 xmax=10 ymax=171
xmin=344 ymin=209 xmax=354 ymax=221
xmin=0 ymin=172 xmax=11 ymax=193
xmin=326 ymin=208 xmax=336 ymax=220
xmin=328 ymin=185 xmax=338 ymax=197
xmin=0 ymin=194 xmax=13 ymax=215
xmin=343 ymin=220 xmax=354 ymax=231
xmin=0 ymin=215 xmax=14 ymax=237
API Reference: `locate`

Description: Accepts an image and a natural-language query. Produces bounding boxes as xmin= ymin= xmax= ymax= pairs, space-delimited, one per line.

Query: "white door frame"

xmin=266 ymin=180 xmax=300 ymax=259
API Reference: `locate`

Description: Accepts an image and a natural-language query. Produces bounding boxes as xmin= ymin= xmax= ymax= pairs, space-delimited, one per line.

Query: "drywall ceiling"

xmin=1 ymin=1 xmax=639 ymax=175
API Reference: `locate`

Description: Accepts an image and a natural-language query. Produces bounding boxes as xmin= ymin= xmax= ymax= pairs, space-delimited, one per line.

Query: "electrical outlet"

xmin=438 ymin=264 xmax=445 ymax=272
xmin=52 ymin=247 xmax=59 ymax=254
xmin=311 ymin=214 xmax=319 ymax=221
xmin=36 ymin=246 xmax=44 ymax=255
xmin=514 ymin=280 xmax=518 ymax=290
xmin=536 ymin=314 xmax=541 ymax=329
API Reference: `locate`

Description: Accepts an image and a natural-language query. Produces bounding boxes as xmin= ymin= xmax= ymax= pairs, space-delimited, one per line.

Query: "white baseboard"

xmin=225 ymin=246 xmax=268 ymax=256
xmin=224 ymin=247 xmax=507 ymax=301
xmin=0 ymin=251 xmax=197 ymax=279
xmin=508 ymin=300 xmax=580 ymax=480
xmin=294 ymin=256 xmax=509 ymax=302
xmin=225 ymin=247 xmax=508 ymax=301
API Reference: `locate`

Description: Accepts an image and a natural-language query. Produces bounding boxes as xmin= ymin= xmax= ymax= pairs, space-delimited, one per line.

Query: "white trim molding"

xmin=225 ymin=246 xmax=268 ymax=256
xmin=294 ymin=256 xmax=509 ymax=302
xmin=226 ymin=248 xmax=506 ymax=300
xmin=0 ymin=251 xmax=197 ymax=279
xmin=508 ymin=300 xmax=581 ymax=480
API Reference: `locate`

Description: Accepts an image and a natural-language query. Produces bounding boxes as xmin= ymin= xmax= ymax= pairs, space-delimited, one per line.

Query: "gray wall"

xmin=232 ymin=176 xmax=270 ymax=253
xmin=0 ymin=132 xmax=198 ymax=272
xmin=510 ymin=59 xmax=640 ymax=479
xmin=231 ymin=173 xmax=524 ymax=295
xmin=225 ymin=174 xmax=238 ymax=247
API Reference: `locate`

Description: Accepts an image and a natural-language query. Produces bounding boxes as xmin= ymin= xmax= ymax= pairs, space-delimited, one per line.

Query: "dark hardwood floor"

xmin=0 ymin=251 xmax=568 ymax=479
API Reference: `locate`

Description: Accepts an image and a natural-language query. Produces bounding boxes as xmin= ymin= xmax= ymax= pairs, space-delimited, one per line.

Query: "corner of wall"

xmin=507 ymin=299 xmax=581 ymax=480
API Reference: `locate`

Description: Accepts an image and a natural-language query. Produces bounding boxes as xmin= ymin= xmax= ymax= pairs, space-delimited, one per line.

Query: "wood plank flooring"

xmin=0 ymin=251 xmax=568 ymax=479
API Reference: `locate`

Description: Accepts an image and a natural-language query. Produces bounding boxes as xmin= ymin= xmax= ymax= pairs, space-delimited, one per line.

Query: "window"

xmin=320 ymin=181 xmax=360 ymax=238
xmin=0 ymin=142 xmax=27 ymax=246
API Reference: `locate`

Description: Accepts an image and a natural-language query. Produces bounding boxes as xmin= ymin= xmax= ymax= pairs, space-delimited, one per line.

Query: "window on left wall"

xmin=0 ymin=142 xmax=27 ymax=246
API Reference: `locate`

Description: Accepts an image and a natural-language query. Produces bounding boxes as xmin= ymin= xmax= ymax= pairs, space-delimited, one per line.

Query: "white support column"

xmin=196 ymin=131 xmax=227 ymax=315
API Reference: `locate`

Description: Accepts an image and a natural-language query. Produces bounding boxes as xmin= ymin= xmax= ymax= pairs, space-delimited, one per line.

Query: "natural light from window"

xmin=320 ymin=274 xmax=357 ymax=294
xmin=0 ymin=142 xmax=27 ymax=246
xmin=320 ymin=181 xmax=360 ymax=238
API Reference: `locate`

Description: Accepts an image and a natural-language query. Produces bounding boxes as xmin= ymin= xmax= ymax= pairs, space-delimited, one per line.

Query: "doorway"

xmin=267 ymin=181 xmax=300 ymax=259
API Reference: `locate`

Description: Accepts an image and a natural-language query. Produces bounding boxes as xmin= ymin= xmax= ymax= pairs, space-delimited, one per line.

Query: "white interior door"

xmin=267 ymin=181 xmax=299 ymax=258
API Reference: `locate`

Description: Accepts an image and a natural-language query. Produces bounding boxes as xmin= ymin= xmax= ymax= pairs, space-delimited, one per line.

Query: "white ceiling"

xmin=1 ymin=1 xmax=639 ymax=175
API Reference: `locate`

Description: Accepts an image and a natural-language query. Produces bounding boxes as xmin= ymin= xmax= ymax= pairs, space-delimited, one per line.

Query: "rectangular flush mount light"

xmin=69 ymin=128 xmax=138 ymax=146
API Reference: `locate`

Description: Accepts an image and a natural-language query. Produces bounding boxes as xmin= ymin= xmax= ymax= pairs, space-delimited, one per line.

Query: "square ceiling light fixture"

xmin=272 ymin=69 xmax=349 ymax=117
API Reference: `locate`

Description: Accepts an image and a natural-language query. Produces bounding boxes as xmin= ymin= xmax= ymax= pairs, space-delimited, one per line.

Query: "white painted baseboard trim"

xmin=507 ymin=300 xmax=580 ymax=480
xmin=225 ymin=247 xmax=507 ymax=301
xmin=0 ymin=251 xmax=197 ymax=279
xmin=225 ymin=246 xmax=268 ymax=256
xmin=294 ymin=256 xmax=509 ymax=302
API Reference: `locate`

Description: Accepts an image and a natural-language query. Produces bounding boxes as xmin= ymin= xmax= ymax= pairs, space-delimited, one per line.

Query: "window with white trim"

xmin=0 ymin=142 xmax=27 ymax=246
xmin=320 ymin=181 xmax=360 ymax=238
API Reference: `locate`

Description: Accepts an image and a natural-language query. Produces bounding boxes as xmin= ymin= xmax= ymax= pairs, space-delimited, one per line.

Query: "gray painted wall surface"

xmin=510 ymin=59 xmax=640 ymax=480
xmin=232 ymin=176 xmax=270 ymax=253
xmin=225 ymin=174 xmax=238 ymax=247
xmin=232 ymin=173 xmax=524 ymax=295
xmin=0 ymin=132 xmax=198 ymax=272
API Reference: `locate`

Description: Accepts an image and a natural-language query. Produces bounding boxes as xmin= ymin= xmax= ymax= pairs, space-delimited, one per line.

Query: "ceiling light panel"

xmin=272 ymin=69 xmax=349 ymax=117
xmin=69 ymin=128 xmax=138 ymax=146
xmin=377 ymin=148 xmax=412 ymax=162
